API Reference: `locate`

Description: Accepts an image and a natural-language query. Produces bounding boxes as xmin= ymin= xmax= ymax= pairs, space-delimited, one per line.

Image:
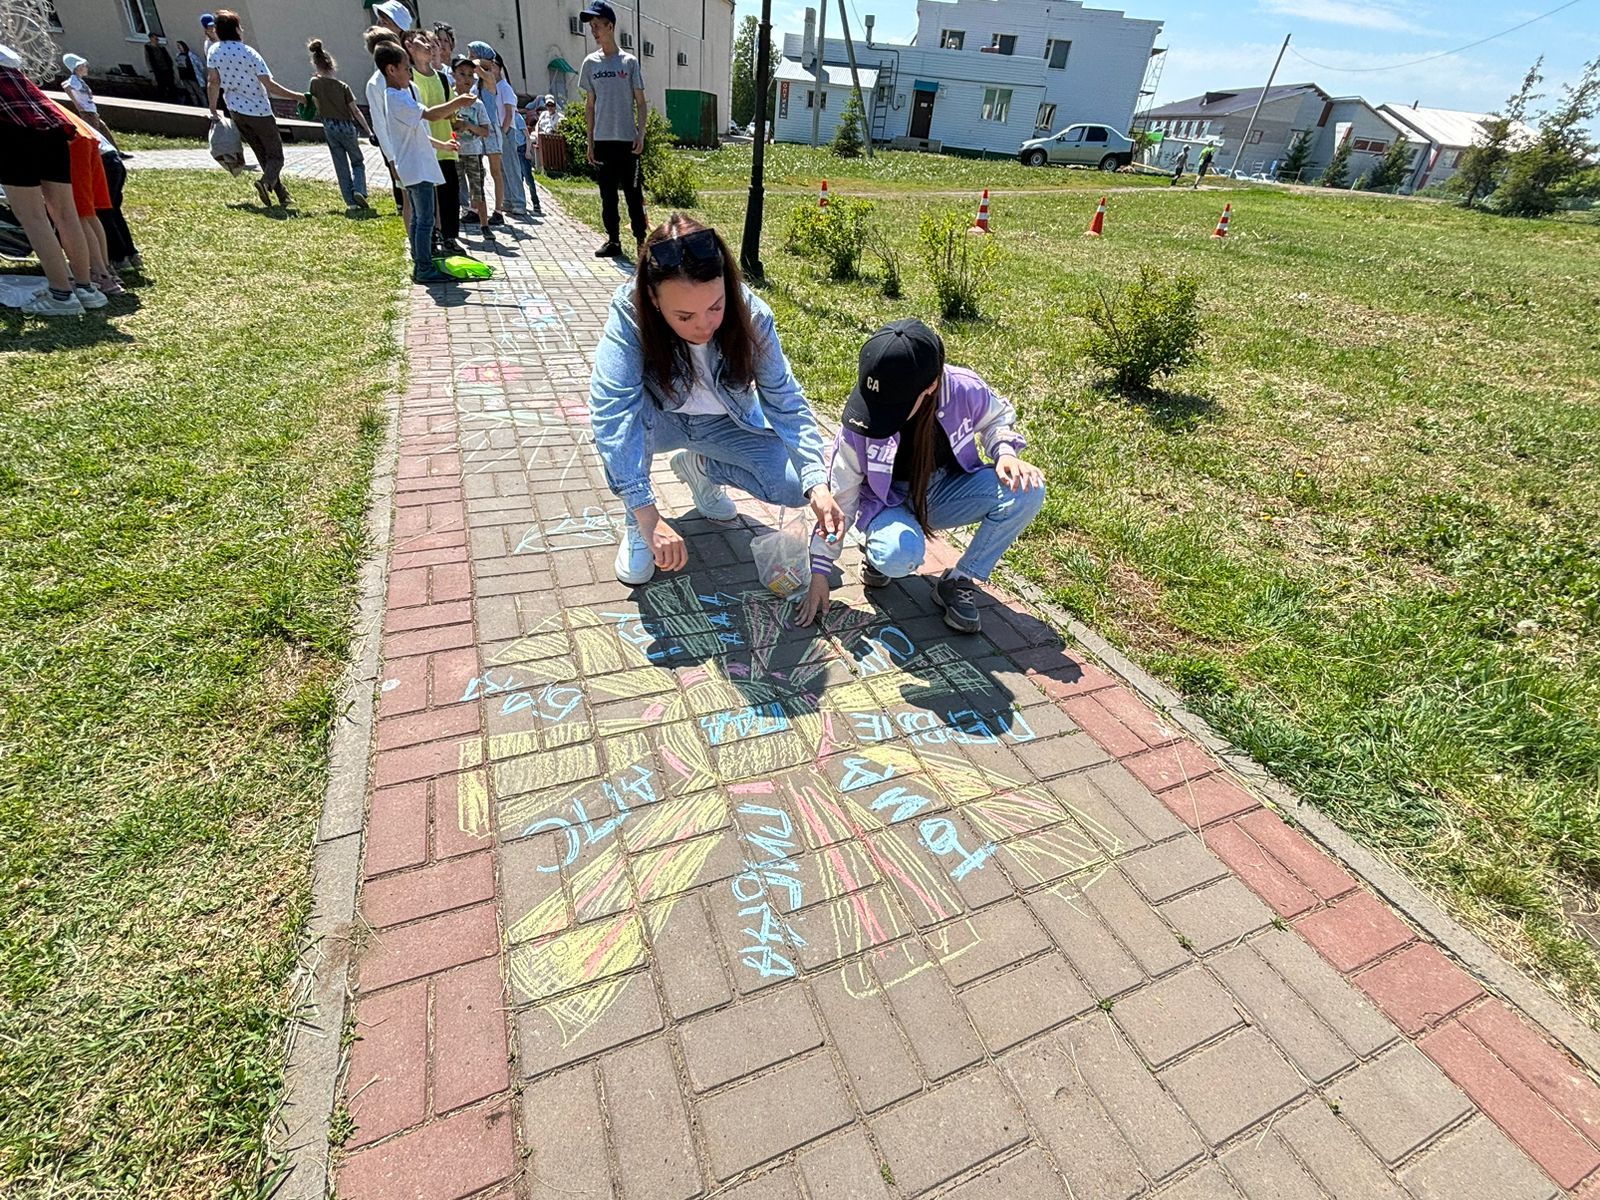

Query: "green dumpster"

xmin=664 ymin=89 xmax=719 ymax=146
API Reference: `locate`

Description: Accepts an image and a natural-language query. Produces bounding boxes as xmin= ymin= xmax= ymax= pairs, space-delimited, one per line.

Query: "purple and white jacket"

xmin=810 ymin=364 xmax=1026 ymax=572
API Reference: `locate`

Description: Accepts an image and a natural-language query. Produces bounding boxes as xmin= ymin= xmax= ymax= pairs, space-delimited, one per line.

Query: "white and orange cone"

xmin=968 ymin=188 xmax=992 ymax=233
xmin=1211 ymin=202 xmax=1232 ymax=239
xmin=819 ymin=179 xmax=830 ymax=208
xmin=1083 ymin=195 xmax=1107 ymax=237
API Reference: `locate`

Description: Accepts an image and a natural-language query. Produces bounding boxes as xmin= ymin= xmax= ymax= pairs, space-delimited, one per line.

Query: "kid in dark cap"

xmin=797 ymin=318 xmax=1046 ymax=633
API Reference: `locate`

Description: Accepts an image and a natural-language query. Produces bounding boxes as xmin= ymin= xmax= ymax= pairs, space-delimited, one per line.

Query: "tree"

xmin=832 ymin=90 xmax=864 ymax=157
xmin=1496 ymin=54 xmax=1600 ymax=217
xmin=731 ymin=15 xmax=779 ymax=129
xmin=1277 ymin=131 xmax=1312 ymax=182
xmin=1362 ymin=138 xmax=1413 ymax=192
xmin=1320 ymin=136 xmax=1353 ymax=188
xmin=1454 ymin=60 xmax=1542 ymax=207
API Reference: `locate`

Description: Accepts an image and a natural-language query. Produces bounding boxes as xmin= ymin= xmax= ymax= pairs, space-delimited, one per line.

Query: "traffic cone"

xmin=1083 ymin=195 xmax=1106 ymax=237
xmin=819 ymin=179 xmax=830 ymax=208
xmin=969 ymin=188 xmax=992 ymax=233
xmin=1211 ymin=202 xmax=1231 ymax=239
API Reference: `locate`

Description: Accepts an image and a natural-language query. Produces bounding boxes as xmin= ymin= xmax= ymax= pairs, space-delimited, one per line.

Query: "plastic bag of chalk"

xmin=751 ymin=507 xmax=811 ymax=598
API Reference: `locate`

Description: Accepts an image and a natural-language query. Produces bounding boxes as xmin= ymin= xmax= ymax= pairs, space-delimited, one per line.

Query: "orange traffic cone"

xmin=1211 ymin=202 xmax=1231 ymax=239
xmin=819 ymin=179 xmax=830 ymax=208
xmin=969 ymin=188 xmax=992 ymax=233
xmin=1083 ymin=195 xmax=1106 ymax=237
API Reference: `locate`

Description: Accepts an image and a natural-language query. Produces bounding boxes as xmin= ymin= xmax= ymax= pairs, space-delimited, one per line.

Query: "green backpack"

xmin=435 ymin=255 xmax=495 ymax=279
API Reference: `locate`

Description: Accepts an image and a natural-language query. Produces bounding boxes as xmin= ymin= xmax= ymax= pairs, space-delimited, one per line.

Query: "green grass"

xmin=114 ymin=130 xmax=210 ymax=151
xmin=0 ymin=171 xmax=404 ymax=1195
xmin=556 ymin=141 xmax=1214 ymax=196
xmin=555 ymin=169 xmax=1600 ymax=1019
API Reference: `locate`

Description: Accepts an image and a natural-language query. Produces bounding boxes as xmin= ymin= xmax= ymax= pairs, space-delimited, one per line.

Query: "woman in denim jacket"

xmin=589 ymin=213 xmax=846 ymax=585
xmin=796 ymin=318 xmax=1046 ymax=634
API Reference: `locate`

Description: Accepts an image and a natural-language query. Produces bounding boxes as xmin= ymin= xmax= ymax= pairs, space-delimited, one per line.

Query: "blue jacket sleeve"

xmin=588 ymin=288 xmax=656 ymax=511
xmin=747 ymin=292 xmax=829 ymax=496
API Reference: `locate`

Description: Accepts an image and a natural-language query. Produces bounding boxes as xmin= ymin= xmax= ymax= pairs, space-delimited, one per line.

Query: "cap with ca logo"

xmin=842 ymin=318 xmax=945 ymax=439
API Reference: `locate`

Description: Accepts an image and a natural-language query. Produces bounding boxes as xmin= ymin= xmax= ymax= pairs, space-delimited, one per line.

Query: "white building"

xmin=774 ymin=0 xmax=1161 ymax=156
xmin=1377 ymin=102 xmax=1537 ymax=192
xmin=46 ymin=0 xmax=733 ymax=124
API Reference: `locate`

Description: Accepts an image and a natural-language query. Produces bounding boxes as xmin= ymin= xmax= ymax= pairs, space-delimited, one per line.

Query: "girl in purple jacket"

xmin=797 ymin=318 xmax=1046 ymax=634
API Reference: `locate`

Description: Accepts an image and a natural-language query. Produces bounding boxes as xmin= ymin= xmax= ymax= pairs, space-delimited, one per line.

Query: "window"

xmin=980 ymin=87 xmax=1011 ymax=123
xmin=642 ymin=39 xmax=654 ymax=56
xmin=877 ymin=83 xmax=891 ymax=104
xmin=939 ymin=29 xmax=964 ymax=49
xmin=988 ymin=33 xmax=1016 ymax=55
xmin=1035 ymin=102 xmax=1055 ymax=130
xmin=805 ymin=90 xmax=827 ymax=109
xmin=1248 ymin=128 xmax=1263 ymax=143
xmin=1084 ymin=125 xmax=1107 ymax=143
xmin=569 ymin=14 xmax=582 ymax=34
xmin=46 ymin=0 xmax=63 ymax=31
xmin=1351 ymin=137 xmax=1387 ymax=153
xmin=121 ymin=0 xmax=164 ymax=37
xmin=1045 ymin=38 xmax=1070 ymax=69
xmin=619 ymin=30 xmax=633 ymax=48
xmin=677 ymin=50 xmax=688 ymax=65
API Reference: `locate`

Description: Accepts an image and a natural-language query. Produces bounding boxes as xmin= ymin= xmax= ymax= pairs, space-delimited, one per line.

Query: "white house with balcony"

xmin=774 ymin=0 xmax=1162 ymax=155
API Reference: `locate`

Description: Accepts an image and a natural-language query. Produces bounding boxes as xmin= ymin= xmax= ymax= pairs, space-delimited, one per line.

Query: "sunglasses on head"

xmin=647 ymin=228 xmax=721 ymax=271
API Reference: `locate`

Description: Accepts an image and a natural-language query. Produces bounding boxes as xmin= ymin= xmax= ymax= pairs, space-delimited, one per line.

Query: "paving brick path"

xmin=329 ymin=196 xmax=1600 ymax=1200
xmin=127 ymin=143 xmax=390 ymax=186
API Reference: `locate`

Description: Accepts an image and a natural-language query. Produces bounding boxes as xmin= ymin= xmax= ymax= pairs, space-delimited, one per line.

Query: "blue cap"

xmin=467 ymin=39 xmax=495 ymax=59
xmin=580 ymin=2 xmax=618 ymax=24
xmin=199 ymin=11 xmax=215 ymax=25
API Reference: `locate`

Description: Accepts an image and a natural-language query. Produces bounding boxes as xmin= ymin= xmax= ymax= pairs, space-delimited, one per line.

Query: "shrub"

xmin=785 ymin=197 xmax=875 ymax=280
xmin=553 ymin=106 xmax=697 ymax=206
xmin=1320 ymin=138 xmax=1353 ymax=188
xmin=1078 ymin=265 xmax=1204 ymax=393
xmin=1276 ymin=131 xmax=1312 ymax=182
xmin=832 ymin=91 xmax=865 ymax=158
xmin=919 ymin=208 xmax=996 ymax=320
xmin=872 ymin=232 xmax=902 ymax=299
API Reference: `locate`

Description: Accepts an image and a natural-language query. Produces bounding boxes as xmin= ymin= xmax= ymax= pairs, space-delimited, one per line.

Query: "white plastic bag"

xmin=208 ymin=115 xmax=247 ymax=175
xmin=751 ymin=508 xmax=811 ymax=598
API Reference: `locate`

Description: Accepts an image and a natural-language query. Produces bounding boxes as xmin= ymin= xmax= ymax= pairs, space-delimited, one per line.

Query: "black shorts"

xmin=0 ymin=123 xmax=73 ymax=188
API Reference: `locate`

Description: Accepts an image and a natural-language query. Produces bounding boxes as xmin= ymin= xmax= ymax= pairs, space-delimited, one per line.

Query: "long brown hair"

xmin=636 ymin=213 xmax=756 ymax=398
xmin=307 ymin=38 xmax=335 ymax=73
xmin=899 ymin=354 xmax=946 ymax=535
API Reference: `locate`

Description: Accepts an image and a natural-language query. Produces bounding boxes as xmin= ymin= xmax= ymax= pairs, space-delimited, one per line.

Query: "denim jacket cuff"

xmin=800 ymin=462 xmax=829 ymax=494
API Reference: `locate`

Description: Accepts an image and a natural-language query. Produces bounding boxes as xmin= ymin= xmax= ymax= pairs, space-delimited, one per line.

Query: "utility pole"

xmin=740 ymin=0 xmax=774 ymax=278
xmin=810 ymin=0 xmax=827 ymax=147
xmin=1229 ymin=32 xmax=1289 ymax=177
xmin=835 ymin=0 xmax=873 ymax=157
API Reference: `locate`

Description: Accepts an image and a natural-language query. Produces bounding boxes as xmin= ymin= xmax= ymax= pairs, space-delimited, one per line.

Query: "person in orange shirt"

xmin=50 ymin=99 xmax=124 ymax=298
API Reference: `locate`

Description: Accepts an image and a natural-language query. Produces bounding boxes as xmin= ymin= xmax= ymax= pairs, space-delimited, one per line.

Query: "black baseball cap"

xmin=580 ymin=2 xmax=618 ymax=23
xmin=843 ymin=318 xmax=945 ymax=439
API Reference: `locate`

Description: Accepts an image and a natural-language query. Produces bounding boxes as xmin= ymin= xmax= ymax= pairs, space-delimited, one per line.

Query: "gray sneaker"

xmin=21 ymin=288 xmax=84 ymax=316
xmin=931 ymin=571 xmax=982 ymax=633
xmin=614 ymin=524 xmax=655 ymax=585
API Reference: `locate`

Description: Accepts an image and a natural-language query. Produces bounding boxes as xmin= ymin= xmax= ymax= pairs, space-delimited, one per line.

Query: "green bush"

xmin=784 ymin=197 xmax=875 ymax=280
xmin=553 ymin=107 xmax=696 ymax=207
xmin=919 ymin=208 xmax=996 ymax=320
xmin=873 ymin=232 xmax=902 ymax=298
xmin=1078 ymin=265 xmax=1205 ymax=392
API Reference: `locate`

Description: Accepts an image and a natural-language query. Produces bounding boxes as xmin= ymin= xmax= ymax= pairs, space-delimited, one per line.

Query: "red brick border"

xmin=1019 ymin=634 xmax=1600 ymax=1194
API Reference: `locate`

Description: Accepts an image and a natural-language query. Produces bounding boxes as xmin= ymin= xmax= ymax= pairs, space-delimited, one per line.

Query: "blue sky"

xmin=734 ymin=0 xmax=1600 ymax=120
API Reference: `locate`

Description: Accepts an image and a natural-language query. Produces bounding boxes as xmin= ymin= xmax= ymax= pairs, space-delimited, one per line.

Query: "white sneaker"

xmin=21 ymin=289 xmax=84 ymax=316
xmin=614 ymin=525 xmax=656 ymax=586
xmin=73 ymin=285 xmax=109 ymax=310
xmin=670 ymin=450 xmax=737 ymax=520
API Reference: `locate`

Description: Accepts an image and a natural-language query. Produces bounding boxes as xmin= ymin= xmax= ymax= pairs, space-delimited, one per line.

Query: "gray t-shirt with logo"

xmin=578 ymin=50 xmax=644 ymax=143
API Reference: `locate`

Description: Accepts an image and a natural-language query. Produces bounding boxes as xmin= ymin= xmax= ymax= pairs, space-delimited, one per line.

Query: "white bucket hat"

xmin=372 ymin=0 xmax=413 ymax=32
xmin=63 ymin=52 xmax=88 ymax=71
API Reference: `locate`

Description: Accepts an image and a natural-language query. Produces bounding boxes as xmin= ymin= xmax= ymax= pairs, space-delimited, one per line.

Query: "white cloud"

xmin=1256 ymin=0 xmax=1426 ymax=33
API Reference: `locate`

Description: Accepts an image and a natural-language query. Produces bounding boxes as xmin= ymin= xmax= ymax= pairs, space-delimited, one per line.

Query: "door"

xmin=1051 ymin=125 xmax=1084 ymax=164
xmin=1074 ymin=125 xmax=1109 ymax=165
xmin=909 ymin=89 xmax=936 ymax=139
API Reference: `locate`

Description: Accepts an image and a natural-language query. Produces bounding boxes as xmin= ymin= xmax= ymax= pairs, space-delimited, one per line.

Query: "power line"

xmin=1285 ymin=0 xmax=1586 ymax=73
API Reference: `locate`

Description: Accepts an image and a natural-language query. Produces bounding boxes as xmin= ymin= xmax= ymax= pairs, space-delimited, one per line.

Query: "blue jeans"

xmin=518 ymin=141 xmax=542 ymax=212
xmin=405 ymin=182 xmax=436 ymax=270
xmin=501 ymin=138 xmax=527 ymax=212
xmin=618 ymin=411 xmax=807 ymax=525
xmin=865 ymin=466 xmax=1045 ymax=582
xmin=323 ymin=119 xmax=367 ymax=207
